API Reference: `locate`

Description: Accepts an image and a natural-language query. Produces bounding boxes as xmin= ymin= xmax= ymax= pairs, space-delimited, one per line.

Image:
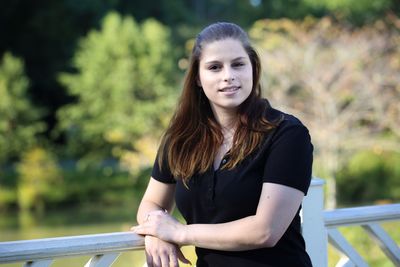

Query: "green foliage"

xmin=304 ymin=0 xmax=393 ymax=23
xmin=16 ymin=147 xmax=63 ymax=213
xmin=57 ymin=12 xmax=177 ymax=162
xmin=337 ymin=150 xmax=400 ymax=205
xmin=0 ymin=52 xmax=46 ymax=163
xmin=0 ymin=2 xmax=397 ymax=162
xmin=60 ymin=166 xmax=148 ymax=207
xmin=0 ymin=163 xmax=148 ymax=212
xmin=0 ymin=165 xmax=17 ymax=211
xmin=0 ymin=186 xmax=16 ymax=211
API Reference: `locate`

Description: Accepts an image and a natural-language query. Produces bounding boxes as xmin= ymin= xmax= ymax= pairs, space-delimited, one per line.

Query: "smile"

xmin=219 ymin=86 xmax=240 ymax=92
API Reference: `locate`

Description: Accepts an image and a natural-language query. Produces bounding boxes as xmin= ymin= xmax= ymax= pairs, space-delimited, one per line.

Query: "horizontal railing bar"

xmin=324 ymin=203 xmax=400 ymax=227
xmin=0 ymin=232 xmax=144 ymax=264
xmin=310 ymin=178 xmax=325 ymax=187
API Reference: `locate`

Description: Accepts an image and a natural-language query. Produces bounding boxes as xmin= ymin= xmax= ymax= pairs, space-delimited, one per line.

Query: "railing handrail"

xmin=324 ymin=203 xmax=400 ymax=227
xmin=0 ymin=231 xmax=144 ymax=263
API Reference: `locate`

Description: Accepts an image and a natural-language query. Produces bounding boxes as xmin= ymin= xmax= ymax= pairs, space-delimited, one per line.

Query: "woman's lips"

xmin=219 ymin=86 xmax=240 ymax=92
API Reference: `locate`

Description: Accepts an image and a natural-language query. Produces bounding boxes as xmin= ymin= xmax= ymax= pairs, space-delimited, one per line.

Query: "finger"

xmin=132 ymin=225 xmax=151 ymax=236
xmin=177 ymin=249 xmax=192 ymax=265
xmin=169 ymin=253 xmax=179 ymax=267
xmin=145 ymin=251 xmax=154 ymax=267
xmin=152 ymin=255 xmax=161 ymax=267
xmin=130 ymin=224 xmax=149 ymax=231
xmin=160 ymin=252 xmax=170 ymax=267
xmin=132 ymin=227 xmax=146 ymax=235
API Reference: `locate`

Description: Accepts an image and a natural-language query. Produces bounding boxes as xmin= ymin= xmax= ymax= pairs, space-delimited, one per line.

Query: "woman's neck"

xmin=212 ymin=107 xmax=237 ymax=133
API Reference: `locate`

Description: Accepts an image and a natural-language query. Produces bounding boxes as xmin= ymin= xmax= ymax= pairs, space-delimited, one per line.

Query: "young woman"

xmin=132 ymin=22 xmax=313 ymax=267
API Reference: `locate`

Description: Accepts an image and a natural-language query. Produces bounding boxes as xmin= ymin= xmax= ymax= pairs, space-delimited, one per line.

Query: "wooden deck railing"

xmin=0 ymin=178 xmax=399 ymax=267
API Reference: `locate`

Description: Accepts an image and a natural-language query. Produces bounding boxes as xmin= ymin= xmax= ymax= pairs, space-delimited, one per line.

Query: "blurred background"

xmin=0 ymin=0 xmax=399 ymax=266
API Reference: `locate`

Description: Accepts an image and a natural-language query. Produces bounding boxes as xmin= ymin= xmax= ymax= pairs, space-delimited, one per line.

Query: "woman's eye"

xmin=208 ymin=65 xmax=221 ymax=71
xmin=233 ymin=62 xmax=245 ymax=67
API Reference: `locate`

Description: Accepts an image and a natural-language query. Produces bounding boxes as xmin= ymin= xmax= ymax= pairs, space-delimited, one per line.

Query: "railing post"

xmin=301 ymin=177 xmax=327 ymax=267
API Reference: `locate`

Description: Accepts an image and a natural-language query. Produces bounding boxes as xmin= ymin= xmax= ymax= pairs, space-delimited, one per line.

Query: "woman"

xmin=132 ymin=22 xmax=313 ymax=267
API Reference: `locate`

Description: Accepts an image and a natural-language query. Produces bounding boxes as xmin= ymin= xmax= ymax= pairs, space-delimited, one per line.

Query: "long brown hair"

xmin=158 ymin=22 xmax=280 ymax=183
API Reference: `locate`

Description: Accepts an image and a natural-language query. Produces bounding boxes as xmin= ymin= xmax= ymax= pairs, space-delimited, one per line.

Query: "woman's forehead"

xmin=199 ymin=38 xmax=248 ymax=62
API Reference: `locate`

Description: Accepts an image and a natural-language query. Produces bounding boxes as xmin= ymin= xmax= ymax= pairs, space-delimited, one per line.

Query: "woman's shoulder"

xmin=263 ymin=102 xmax=308 ymax=131
xmin=261 ymin=102 xmax=311 ymax=146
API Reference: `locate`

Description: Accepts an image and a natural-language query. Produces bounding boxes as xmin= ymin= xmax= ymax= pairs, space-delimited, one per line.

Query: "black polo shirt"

xmin=151 ymin=105 xmax=313 ymax=267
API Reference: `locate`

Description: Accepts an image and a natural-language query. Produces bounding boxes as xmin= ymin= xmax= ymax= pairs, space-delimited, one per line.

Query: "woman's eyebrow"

xmin=203 ymin=60 xmax=220 ymax=65
xmin=204 ymin=57 xmax=247 ymax=65
xmin=231 ymin=56 xmax=247 ymax=61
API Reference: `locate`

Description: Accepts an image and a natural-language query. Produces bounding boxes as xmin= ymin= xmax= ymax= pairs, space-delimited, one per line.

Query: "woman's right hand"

xmin=144 ymin=235 xmax=191 ymax=267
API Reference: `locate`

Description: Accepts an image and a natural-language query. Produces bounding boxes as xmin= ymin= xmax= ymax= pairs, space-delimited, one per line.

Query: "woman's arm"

xmin=137 ymin=177 xmax=176 ymax=224
xmin=135 ymin=178 xmax=191 ymax=267
xmin=134 ymin=182 xmax=304 ymax=251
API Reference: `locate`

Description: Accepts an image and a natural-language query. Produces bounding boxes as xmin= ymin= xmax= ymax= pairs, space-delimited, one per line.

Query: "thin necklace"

xmin=222 ymin=134 xmax=233 ymax=150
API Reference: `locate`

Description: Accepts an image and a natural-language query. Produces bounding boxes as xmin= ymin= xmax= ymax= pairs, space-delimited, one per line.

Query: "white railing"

xmin=0 ymin=178 xmax=399 ymax=267
xmin=0 ymin=232 xmax=144 ymax=267
xmin=302 ymin=178 xmax=400 ymax=267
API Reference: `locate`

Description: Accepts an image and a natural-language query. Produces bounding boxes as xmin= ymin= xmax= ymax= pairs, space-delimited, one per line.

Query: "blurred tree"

xmin=0 ymin=1 xmax=116 ymax=136
xmin=56 ymin=12 xmax=177 ymax=167
xmin=0 ymin=186 xmax=15 ymax=211
xmin=251 ymin=16 xmax=400 ymax=208
xmin=0 ymin=0 xmax=397 ymax=153
xmin=17 ymin=147 xmax=62 ymax=213
xmin=337 ymin=150 xmax=400 ymax=205
xmin=0 ymin=52 xmax=46 ymax=164
xmin=120 ymin=135 xmax=159 ymax=180
xmin=304 ymin=0 xmax=396 ymax=24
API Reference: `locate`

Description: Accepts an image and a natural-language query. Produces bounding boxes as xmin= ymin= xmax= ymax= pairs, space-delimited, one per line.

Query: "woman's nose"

xmin=223 ymin=67 xmax=235 ymax=82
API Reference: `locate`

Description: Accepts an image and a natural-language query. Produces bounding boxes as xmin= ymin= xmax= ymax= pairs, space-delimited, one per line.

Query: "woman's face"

xmin=198 ymin=38 xmax=253 ymax=115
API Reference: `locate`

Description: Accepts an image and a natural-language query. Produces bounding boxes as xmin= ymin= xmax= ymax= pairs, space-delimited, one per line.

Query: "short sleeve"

xmin=151 ymin=151 xmax=176 ymax=184
xmin=263 ymin=124 xmax=313 ymax=195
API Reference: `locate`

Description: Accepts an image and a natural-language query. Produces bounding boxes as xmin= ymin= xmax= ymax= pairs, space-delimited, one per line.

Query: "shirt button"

xmin=222 ymin=158 xmax=227 ymax=164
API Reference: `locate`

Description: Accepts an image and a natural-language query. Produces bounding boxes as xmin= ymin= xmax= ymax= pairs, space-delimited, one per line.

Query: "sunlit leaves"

xmin=17 ymin=147 xmax=62 ymax=213
xmin=0 ymin=52 xmax=46 ymax=163
xmin=57 ymin=12 xmax=176 ymax=162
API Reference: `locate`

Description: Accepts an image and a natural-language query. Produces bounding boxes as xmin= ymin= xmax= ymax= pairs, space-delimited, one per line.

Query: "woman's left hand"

xmin=132 ymin=210 xmax=186 ymax=245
